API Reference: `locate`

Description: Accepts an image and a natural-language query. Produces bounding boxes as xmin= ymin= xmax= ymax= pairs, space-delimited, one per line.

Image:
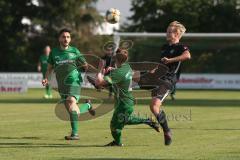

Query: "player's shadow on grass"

xmin=0 ymin=98 xmax=114 ymax=104
xmin=1 ymin=98 xmax=240 ymax=107
xmin=0 ymin=142 xmax=149 ymax=149
xmin=62 ymin=158 xmax=179 ymax=160
xmin=127 ymin=127 xmax=240 ymax=131
xmin=171 ymin=127 xmax=240 ymax=131
xmin=0 ymin=98 xmax=59 ymax=104
xmin=0 ymin=136 xmax=41 ymax=140
xmin=136 ymin=99 xmax=240 ymax=107
xmin=0 ymin=142 xmax=103 ymax=148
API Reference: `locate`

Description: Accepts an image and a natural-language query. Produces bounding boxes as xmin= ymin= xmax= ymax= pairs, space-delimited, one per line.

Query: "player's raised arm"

xmin=161 ymin=50 xmax=191 ymax=64
xmin=161 ymin=21 xmax=191 ymax=65
xmin=95 ymin=72 xmax=108 ymax=87
xmin=98 ymin=59 xmax=105 ymax=73
xmin=78 ymin=54 xmax=89 ymax=71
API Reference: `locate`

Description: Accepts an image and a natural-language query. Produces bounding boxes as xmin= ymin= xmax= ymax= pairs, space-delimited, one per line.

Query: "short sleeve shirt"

xmin=48 ymin=46 xmax=86 ymax=89
xmin=160 ymin=43 xmax=189 ymax=74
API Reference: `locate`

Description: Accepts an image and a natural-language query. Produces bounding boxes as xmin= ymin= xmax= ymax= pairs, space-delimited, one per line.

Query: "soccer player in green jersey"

xmin=42 ymin=28 xmax=95 ymax=140
xmin=38 ymin=45 xmax=53 ymax=99
xmin=95 ymin=48 xmax=160 ymax=146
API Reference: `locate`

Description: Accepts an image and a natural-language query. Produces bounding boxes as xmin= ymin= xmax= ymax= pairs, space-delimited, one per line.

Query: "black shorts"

xmin=152 ymin=73 xmax=178 ymax=101
xmin=138 ymin=71 xmax=176 ymax=102
xmin=137 ymin=62 xmax=178 ymax=101
xmin=151 ymin=79 xmax=173 ymax=102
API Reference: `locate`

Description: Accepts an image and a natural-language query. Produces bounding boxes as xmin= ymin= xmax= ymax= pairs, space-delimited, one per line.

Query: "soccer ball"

xmin=105 ymin=8 xmax=120 ymax=24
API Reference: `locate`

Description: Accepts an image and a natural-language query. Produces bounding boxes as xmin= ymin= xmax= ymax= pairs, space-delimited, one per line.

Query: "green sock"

xmin=79 ymin=103 xmax=91 ymax=114
xmin=70 ymin=111 xmax=79 ymax=135
xmin=46 ymin=85 xmax=52 ymax=96
xmin=111 ymin=129 xmax=122 ymax=144
xmin=126 ymin=115 xmax=149 ymax=125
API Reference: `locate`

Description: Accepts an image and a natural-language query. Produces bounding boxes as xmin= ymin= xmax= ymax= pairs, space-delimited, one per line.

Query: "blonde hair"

xmin=168 ymin=21 xmax=186 ymax=38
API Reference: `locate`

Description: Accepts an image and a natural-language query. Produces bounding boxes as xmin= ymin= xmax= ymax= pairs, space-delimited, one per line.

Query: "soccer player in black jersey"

xmin=155 ymin=21 xmax=191 ymax=145
xmin=100 ymin=48 xmax=114 ymax=70
xmin=138 ymin=21 xmax=191 ymax=145
xmin=99 ymin=48 xmax=115 ymax=98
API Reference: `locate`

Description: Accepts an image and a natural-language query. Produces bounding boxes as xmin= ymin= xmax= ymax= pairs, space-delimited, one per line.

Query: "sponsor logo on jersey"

xmin=55 ymin=56 xmax=60 ymax=61
xmin=56 ymin=60 xmax=74 ymax=64
xmin=68 ymin=53 xmax=75 ymax=58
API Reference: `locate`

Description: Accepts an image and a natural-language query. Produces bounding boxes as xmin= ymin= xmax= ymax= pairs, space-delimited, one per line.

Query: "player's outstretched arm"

xmin=42 ymin=64 xmax=53 ymax=86
xmin=161 ymin=50 xmax=191 ymax=64
xmin=95 ymin=73 xmax=108 ymax=88
xmin=98 ymin=59 xmax=105 ymax=73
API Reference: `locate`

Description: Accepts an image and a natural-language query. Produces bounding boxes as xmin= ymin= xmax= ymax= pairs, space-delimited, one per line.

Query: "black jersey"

xmin=101 ymin=55 xmax=113 ymax=69
xmin=160 ymin=43 xmax=189 ymax=74
xmin=101 ymin=54 xmax=115 ymax=76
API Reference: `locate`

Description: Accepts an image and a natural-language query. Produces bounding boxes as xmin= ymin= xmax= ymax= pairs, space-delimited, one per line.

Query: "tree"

xmin=125 ymin=0 xmax=240 ymax=32
xmin=28 ymin=0 xmax=104 ymax=71
xmin=0 ymin=0 xmax=103 ymax=71
xmin=124 ymin=0 xmax=240 ymax=73
xmin=0 ymin=0 xmax=38 ymax=71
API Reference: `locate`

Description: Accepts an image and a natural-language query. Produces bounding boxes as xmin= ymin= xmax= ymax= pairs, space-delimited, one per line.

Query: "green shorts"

xmin=60 ymin=94 xmax=80 ymax=102
xmin=58 ymin=84 xmax=81 ymax=102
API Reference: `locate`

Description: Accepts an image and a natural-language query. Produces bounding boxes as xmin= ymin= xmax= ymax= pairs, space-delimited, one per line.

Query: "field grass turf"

xmin=0 ymin=89 xmax=240 ymax=160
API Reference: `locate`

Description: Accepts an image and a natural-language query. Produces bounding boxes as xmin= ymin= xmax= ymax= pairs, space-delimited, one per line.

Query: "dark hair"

xmin=58 ymin=28 xmax=71 ymax=37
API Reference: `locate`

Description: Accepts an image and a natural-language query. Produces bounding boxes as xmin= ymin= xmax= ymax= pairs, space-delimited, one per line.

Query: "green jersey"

xmin=104 ymin=63 xmax=135 ymax=106
xmin=39 ymin=55 xmax=49 ymax=74
xmin=48 ymin=46 xmax=86 ymax=98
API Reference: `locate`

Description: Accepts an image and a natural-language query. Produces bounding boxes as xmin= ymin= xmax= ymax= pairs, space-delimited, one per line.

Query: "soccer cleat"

xmin=87 ymin=76 xmax=100 ymax=89
xmin=48 ymin=95 xmax=53 ymax=99
xmin=64 ymin=134 xmax=79 ymax=140
xmin=85 ymin=99 xmax=96 ymax=116
xmin=164 ymin=130 xmax=172 ymax=146
xmin=146 ymin=119 xmax=160 ymax=132
xmin=43 ymin=94 xmax=49 ymax=99
xmin=104 ymin=141 xmax=124 ymax=147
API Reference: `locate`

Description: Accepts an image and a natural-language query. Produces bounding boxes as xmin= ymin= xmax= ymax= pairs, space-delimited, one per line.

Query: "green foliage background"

xmin=127 ymin=37 xmax=240 ymax=73
xmin=0 ymin=0 xmax=108 ymax=71
xmin=123 ymin=0 xmax=240 ymax=73
xmin=0 ymin=0 xmax=240 ymax=73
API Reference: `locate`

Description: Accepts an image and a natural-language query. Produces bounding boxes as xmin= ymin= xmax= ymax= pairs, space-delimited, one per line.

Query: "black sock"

xmin=156 ymin=110 xmax=170 ymax=132
xmin=143 ymin=118 xmax=152 ymax=125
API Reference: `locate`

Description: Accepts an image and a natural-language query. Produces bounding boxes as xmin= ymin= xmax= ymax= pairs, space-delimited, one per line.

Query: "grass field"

xmin=0 ymin=89 xmax=240 ymax=160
